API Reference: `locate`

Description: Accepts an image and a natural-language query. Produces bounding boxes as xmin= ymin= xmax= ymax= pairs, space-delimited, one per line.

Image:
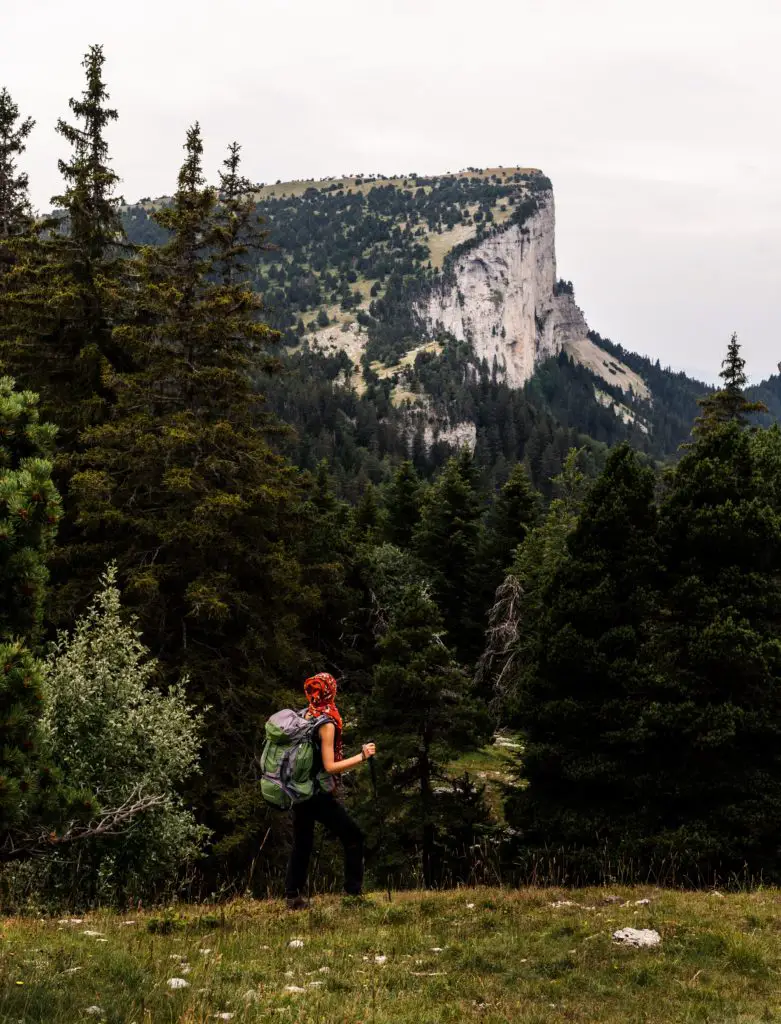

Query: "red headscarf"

xmin=304 ymin=672 xmax=343 ymax=762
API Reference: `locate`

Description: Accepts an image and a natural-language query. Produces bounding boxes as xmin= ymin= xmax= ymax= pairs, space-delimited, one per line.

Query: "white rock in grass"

xmin=307 ymin=980 xmax=324 ymax=988
xmin=318 ymin=966 xmax=330 ymax=974
xmin=374 ymin=955 xmax=387 ymax=965
xmin=612 ymin=927 xmax=661 ymax=948
xmin=214 ymin=1014 xmax=235 ymax=1021
xmin=466 ymin=903 xmax=475 ymax=909
xmin=430 ymin=947 xmax=444 ymax=953
xmin=84 ymin=1008 xmax=103 ymax=1017
xmin=167 ymin=977 xmax=190 ymax=989
xmin=284 ymin=985 xmax=307 ymax=994
xmin=121 ymin=920 xmax=137 ymax=926
xmin=288 ymin=938 xmax=305 ymax=949
xmin=634 ymin=899 xmax=651 ymax=906
xmin=82 ymin=930 xmax=104 ymax=937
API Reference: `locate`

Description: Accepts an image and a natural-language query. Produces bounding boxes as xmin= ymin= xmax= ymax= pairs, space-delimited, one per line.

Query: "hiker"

xmin=285 ymin=672 xmax=376 ymax=910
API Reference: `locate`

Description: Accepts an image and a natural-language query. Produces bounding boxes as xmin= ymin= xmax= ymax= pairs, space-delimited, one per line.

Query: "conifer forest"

xmin=4 ymin=46 xmax=781 ymax=911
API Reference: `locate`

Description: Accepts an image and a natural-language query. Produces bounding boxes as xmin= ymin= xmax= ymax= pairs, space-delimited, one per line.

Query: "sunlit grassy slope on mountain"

xmin=122 ymin=168 xmax=725 ymax=492
xmin=3 ymin=888 xmax=781 ymax=1023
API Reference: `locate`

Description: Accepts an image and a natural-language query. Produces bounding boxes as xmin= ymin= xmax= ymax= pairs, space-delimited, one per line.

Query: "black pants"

xmin=285 ymin=791 xmax=364 ymax=898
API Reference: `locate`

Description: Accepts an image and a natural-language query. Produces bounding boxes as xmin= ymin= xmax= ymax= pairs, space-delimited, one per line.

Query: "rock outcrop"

xmin=422 ymin=192 xmax=590 ymax=387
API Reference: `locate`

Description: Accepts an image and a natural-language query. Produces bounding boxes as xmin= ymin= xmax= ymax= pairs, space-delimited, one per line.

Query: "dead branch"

xmin=0 ymin=789 xmax=166 ymax=863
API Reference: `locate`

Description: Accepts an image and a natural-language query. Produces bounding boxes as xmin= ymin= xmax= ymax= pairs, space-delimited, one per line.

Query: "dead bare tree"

xmin=474 ymin=574 xmax=524 ymax=719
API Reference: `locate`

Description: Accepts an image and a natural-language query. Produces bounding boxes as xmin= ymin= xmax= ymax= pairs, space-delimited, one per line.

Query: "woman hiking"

xmin=285 ymin=672 xmax=376 ymax=910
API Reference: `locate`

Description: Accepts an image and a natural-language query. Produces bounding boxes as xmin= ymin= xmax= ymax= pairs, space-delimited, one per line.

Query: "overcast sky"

xmin=3 ymin=0 xmax=780 ymax=382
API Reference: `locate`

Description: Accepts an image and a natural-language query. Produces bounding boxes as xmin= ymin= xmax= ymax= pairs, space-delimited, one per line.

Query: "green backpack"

xmin=259 ymin=708 xmax=336 ymax=810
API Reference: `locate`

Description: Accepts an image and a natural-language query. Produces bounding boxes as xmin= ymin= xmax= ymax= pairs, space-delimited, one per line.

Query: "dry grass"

xmin=2 ymin=887 xmax=781 ymax=1022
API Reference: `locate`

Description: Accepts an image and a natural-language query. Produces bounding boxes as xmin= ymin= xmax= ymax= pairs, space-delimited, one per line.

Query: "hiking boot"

xmin=286 ymin=895 xmax=310 ymax=911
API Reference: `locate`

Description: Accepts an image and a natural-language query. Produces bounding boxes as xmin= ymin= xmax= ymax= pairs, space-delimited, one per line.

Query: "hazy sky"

xmin=3 ymin=0 xmax=780 ymax=382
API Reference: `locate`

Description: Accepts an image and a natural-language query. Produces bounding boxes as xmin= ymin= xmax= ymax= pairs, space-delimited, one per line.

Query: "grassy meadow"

xmin=3 ymin=886 xmax=781 ymax=1023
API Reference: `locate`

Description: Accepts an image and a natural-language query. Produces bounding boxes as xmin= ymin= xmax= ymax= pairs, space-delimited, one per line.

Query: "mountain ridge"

xmin=120 ymin=167 xmax=747 ymax=493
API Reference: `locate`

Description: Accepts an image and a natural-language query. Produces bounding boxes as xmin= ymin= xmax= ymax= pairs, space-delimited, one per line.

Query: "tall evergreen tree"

xmin=0 ymin=87 xmax=34 ymax=239
xmin=383 ymin=460 xmax=423 ymax=548
xmin=644 ymin=420 xmax=781 ymax=876
xmin=413 ymin=448 xmax=483 ymax=662
xmin=481 ymin=462 xmax=542 ymax=598
xmin=506 ymin=445 xmax=662 ymax=864
xmin=363 ymin=561 xmax=491 ymax=887
xmin=694 ymin=333 xmax=766 ymax=435
xmin=69 ymin=128 xmax=320 ymax=852
xmin=0 ymin=45 xmax=127 ymax=447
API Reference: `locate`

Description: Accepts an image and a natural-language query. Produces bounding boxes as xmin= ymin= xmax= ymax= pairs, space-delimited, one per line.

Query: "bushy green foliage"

xmin=29 ymin=567 xmax=207 ymax=905
xmin=0 ymin=377 xmax=63 ymax=840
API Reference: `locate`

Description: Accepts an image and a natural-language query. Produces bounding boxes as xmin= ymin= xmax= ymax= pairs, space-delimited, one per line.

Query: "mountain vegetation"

xmin=3 ymin=46 xmax=781 ymax=908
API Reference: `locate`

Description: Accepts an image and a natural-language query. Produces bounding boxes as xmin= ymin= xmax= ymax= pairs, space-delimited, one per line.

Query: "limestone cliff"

xmin=422 ymin=192 xmax=590 ymax=387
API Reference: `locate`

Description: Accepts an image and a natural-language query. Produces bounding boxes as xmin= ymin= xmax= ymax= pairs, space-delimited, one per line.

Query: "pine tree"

xmin=506 ymin=445 xmax=662 ymax=865
xmin=0 ymin=87 xmax=34 ymax=239
xmin=69 ymin=128 xmax=319 ymax=849
xmin=413 ymin=448 xmax=483 ymax=662
xmin=694 ymin=333 xmax=766 ymax=435
xmin=383 ymin=460 xmax=423 ymax=548
xmin=352 ymin=482 xmax=383 ymax=544
xmin=481 ymin=462 xmax=542 ymax=597
xmin=0 ymin=377 xmax=64 ymax=841
xmin=0 ymin=45 xmax=128 ymax=446
xmin=364 ymin=574 xmax=491 ymax=887
xmin=644 ymin=420 xmax=781 ymax=876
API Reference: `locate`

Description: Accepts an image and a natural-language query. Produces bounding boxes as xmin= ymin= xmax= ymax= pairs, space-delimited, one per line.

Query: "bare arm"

xmin=319 ymin=722 xmax=375 ymax=775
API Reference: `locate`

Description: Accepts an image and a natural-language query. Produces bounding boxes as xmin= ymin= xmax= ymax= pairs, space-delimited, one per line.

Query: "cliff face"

xmin=422 ymin=193 xmax=590 ymax=387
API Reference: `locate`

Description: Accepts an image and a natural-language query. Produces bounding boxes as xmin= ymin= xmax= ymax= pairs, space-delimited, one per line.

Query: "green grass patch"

xmin=3 ymin=887 xmax=781 ymax=1022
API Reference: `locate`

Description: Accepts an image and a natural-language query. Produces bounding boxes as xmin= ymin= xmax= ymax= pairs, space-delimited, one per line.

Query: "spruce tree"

xmin=481 ymin=462 xmax=542 ymax=599
xmin=506 ymin=445 xmax=662 ymax=863
xmin=694 ymin=333 xmax=766 ymax=435
xmin=646 ymin=420 xmax=781 ymax=876
xmin=0 ymin=45 xmax=127 ymax=446
xmin=352 ymin=483 xmax=383 ymax=544
xmin=0 ymin=88 xmax=34 ymax=239
xmin=70 ymin=128 xmax=318 ymax=846
xmin=364 ymin=571 xmax=491 ymax=887
xmin=383 ymin=460 xmax=423 ymax=548
xmin=413 ymin=448 xmax=483 ymax=662
xmin=0 ymin=377 xmax=64 ymax=842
